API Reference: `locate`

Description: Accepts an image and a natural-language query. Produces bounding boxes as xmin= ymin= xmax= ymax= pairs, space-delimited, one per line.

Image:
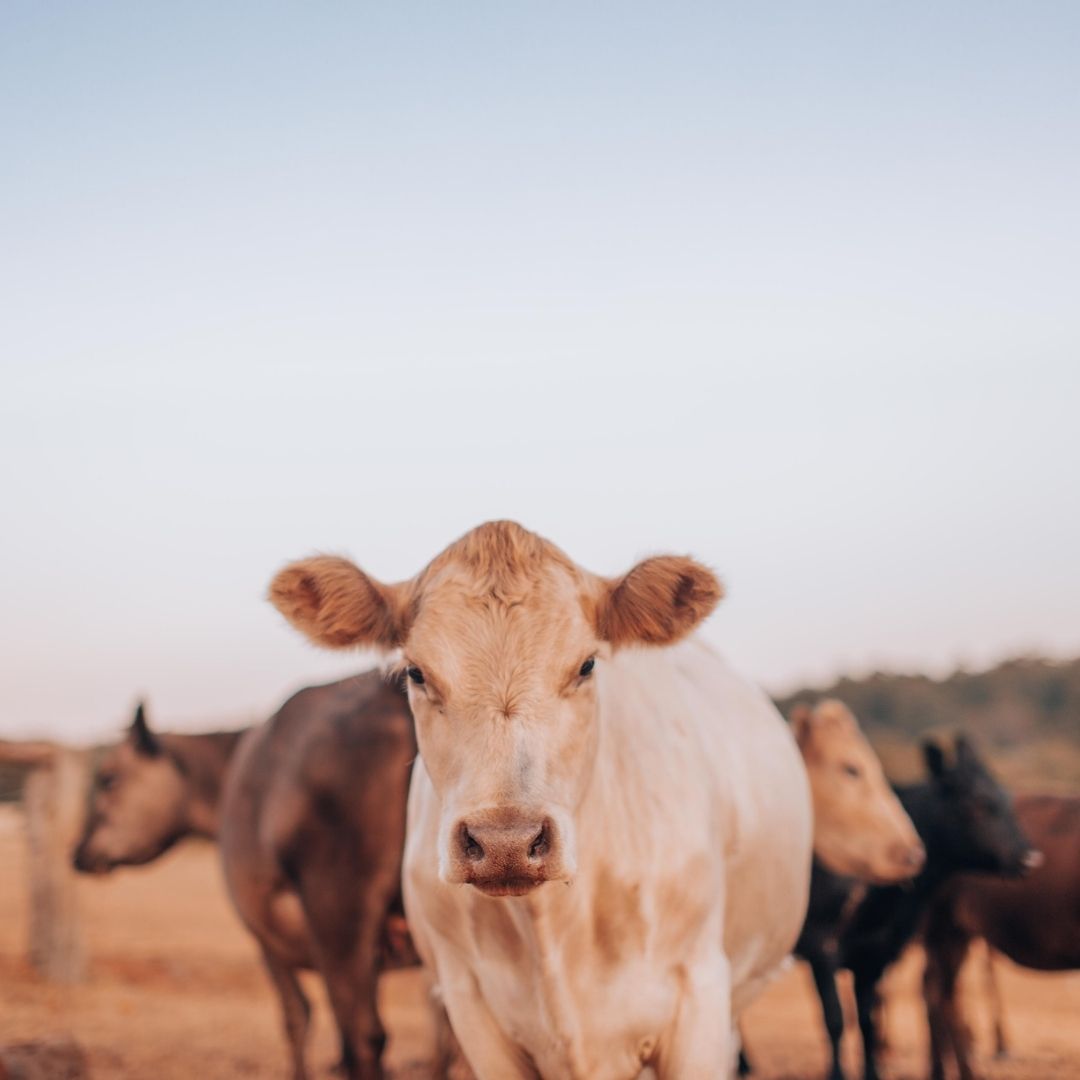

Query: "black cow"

xmin=796 ymin=735 xmax=1039 ymax=1080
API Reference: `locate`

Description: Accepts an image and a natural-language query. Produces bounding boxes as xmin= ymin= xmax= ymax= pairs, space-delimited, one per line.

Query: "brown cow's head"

xmin=73 ymin=703 xmax=191 ymax=873
xmin=270 ymin=521 xmax=721 ymax=897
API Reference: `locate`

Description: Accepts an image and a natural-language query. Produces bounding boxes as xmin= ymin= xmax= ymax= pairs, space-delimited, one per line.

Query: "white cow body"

xmin=404 ymin=637 xmax=813 ymax=1079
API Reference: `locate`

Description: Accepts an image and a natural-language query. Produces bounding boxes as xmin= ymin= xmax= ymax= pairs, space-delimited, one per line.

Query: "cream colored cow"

xmin=793 ymin=699 xmax=924 ymax=883
xmin=270 ymin=521 xmax=812 ymax=1080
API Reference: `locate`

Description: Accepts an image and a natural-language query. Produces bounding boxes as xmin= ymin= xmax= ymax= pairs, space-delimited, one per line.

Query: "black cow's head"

xmin=923 ymin=734 xmax=1041 ymax=878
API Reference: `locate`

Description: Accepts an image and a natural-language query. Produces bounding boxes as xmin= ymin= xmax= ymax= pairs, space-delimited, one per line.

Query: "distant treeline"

xmin=776 ymin=656 xmax=1080 ymax=792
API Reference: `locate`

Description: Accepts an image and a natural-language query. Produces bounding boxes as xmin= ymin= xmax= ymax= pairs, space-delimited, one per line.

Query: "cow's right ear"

xmin=269 ymin=555 xmax=411 ymax=651
xmin=129 ymin=702 xmax=161 ymax=758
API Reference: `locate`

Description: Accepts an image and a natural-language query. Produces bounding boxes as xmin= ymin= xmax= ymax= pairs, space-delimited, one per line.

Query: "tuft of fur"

xmin=268 ymin=555 xmax=408 ymax=650
xmin=598 ymin=555 xmax=723 ymax=648
xmin=416 ymin=520 xmax=578 ymax=604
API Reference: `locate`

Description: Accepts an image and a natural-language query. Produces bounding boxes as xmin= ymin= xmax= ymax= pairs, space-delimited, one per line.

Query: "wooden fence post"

xmin=22 ymin=748 xmax=89 ymax=983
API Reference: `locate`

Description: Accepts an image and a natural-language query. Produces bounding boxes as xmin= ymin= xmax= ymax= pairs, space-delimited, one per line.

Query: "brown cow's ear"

xmin=269 ymin=556 xmax=411 ymax=651
xmin=789 ymin=703 xmax=814 ymax=745
xmin=597 ymin=555 xmax=723 ymax=649
xmin=129 ymin=702 xmax=161 ymax=758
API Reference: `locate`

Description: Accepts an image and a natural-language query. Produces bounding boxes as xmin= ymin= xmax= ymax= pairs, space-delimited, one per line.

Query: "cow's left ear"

xmin=596 ymin=555 xmax=722 ymax=649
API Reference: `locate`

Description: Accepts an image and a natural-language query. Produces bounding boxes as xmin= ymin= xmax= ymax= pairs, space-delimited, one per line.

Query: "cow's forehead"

xmin=407 ymin=560 xmax=597 ymax=694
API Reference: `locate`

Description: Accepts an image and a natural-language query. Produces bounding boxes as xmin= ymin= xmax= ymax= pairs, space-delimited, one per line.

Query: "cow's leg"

xmin=300 ymin=868 xmax=395 ymax=1080
xmin=429 ymin=979 xmax=477 ymax=1080
xmin=924 ymin=941 xmax=952 ymax=1080
xmin=940 ymin=940 xmax=978 ymax=1080
xmin=438 ymin=971 xmax=537 ymax=1080
xmin=852 ymin=965 xmax=884 ymax=1080
xmin=259 ymin=944 xmax=311 ymax=1080
xmin=654 ymin=954 xmax=732 ymax=1079
xmin=925 ymin=912 xmax=979 ymax=1080
xmin=983 ymin=943 xmax=1008 ymax=1059
xmin=808 ymin=952 xmax=846 ymax=1080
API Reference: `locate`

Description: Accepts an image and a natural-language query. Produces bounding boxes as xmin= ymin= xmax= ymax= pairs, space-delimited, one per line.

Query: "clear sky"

xmin=3 ymin=4 xmax=1079 ymax=741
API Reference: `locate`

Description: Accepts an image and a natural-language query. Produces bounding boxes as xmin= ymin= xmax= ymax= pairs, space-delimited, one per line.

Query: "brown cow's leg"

xmin=259 ymin=945 xmax=311 ymax=1080
xmin=301 ymin=870 xmax=394 ymax=1080
xmin=944 ymin=953 xmax=979 ymax=1080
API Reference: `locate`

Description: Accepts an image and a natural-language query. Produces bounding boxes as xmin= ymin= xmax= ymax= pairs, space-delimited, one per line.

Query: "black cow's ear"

xmin=922 ymin=739 xmax=948 ymax=779
xmin=130 ymin=702 xmax=161 ymax=757
xmin=954 ymin=733 xmax=977 ymax=768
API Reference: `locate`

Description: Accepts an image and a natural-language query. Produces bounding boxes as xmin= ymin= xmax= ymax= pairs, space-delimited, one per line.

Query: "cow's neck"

xmin=519 ymin=890 xmax=592 ymax=1077
xmin=160 ymin=729 xmax=247 ymax=838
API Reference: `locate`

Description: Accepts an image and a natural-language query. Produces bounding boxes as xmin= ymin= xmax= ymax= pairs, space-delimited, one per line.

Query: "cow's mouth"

xmin=470 ymin=877 xmax=544 ymax=898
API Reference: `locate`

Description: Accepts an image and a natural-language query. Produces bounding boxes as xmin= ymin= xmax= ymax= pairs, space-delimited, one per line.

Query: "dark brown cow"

xmin=74 ymin=678 xmax=427 ymax=1080
xmin=923 ymin=793 xmax=1080 ymax=1080
xmin=220 ymin=670 xmax=419 ymax=1080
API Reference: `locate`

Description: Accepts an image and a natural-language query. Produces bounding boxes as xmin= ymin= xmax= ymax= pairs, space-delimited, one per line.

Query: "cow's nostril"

xmin=529 ymin=822 xmax=550 ymax=860
xmin=462 ymin=826 xmax=484 ymax=862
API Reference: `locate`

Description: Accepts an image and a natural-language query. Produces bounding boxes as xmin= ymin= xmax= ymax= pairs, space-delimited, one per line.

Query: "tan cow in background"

xmin=793 ymin=699 xmax=924 ymax=883
xmin=270 ymin=521 xmax=813 ymax=1080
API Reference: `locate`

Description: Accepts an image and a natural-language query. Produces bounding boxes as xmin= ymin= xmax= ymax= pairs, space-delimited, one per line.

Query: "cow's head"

xmin=73 ymin=703 xmax=190 ymax=873
xmin=792 ymin=700 xmax=924 ymax=884
xmin=270 ymin=521 xmax=721 ymax=897
xmin=923 ymin=734 xmax=1042 ymax=877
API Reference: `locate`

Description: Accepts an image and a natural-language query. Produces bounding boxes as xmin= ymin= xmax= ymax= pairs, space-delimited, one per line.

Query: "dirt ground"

xmin=1 ymin=807 xmax=1077 ymax=1080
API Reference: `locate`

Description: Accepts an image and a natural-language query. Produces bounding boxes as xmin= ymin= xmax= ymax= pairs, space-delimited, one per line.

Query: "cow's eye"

xmin=406 ymin=666 xmax=425 ymax=686
xmin=842 ymin=763 xmax=861 ymax=779
xmin=98 ymin=773 xmax=117 ymax=792
xmin=579 ymin=657 xmax=596 ymax=678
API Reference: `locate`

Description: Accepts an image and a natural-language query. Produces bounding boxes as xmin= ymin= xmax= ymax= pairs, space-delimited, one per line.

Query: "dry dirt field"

xmin=1 ymin=806 xmax=1077 ymax=1079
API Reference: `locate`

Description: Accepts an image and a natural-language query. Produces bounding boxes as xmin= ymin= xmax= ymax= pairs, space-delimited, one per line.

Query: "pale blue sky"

xmin=3 ymin=4 xmax=1079 ymax=740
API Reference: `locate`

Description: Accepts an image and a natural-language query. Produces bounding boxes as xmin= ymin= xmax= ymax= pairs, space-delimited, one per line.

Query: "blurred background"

xmin=2 ymin=4 xmax=1079 ymax=1077
xmin=3 ymin=3 xmax=1079 ymax=747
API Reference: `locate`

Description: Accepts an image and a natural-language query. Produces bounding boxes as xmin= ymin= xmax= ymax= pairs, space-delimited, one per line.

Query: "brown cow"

xmin=922 ymin=793 xmax=1078 ymax=1080
xmin=73 ymin=703 xmax=244 ymax=872
xmin=74 ymin=682 xmax=426 ymax=1080
xmin=219 ymin=670 xmax=419 ymax=1080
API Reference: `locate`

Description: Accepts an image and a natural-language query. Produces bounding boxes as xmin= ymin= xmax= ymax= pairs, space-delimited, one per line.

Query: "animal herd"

xmin=71 ymin=521 xmax=1079 ymax=1080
